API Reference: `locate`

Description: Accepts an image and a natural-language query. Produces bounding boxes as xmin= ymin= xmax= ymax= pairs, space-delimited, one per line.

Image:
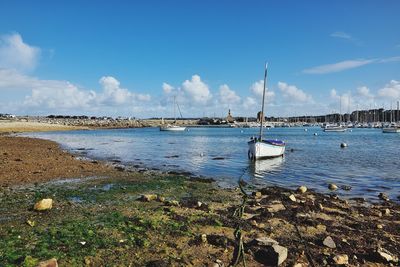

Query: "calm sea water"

xmin=25 ymin=127 xmax=400 ymax=202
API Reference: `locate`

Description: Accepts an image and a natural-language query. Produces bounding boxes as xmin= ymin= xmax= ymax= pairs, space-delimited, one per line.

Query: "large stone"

xmin=332 ymin=254 xmax=348 ymax=265
xmin=252 ymin=191 xmax=262 ymax=198
xmin=37 ymin=258 xmax=58 ymax=267
xmin=322 ymin=236 xmax=336 ymax=248
xmin=34 ymin=199 xmax=53 ymax=211
xmin=254 ymin=244 xmax=288 ymax=266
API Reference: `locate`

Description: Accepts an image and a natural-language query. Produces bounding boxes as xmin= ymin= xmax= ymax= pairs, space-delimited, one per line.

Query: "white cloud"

xmin=278 ymin=82 xmax=312 ymax=103
xmin=98 ymin=76 xmax=132 ymax=105
xmin=377 ymin=80 xmax=400 ymax=100
xmin=218 ymin=84 xmax=240 ymax=105
xmin=0 ymin=33 xmax=40 ymax=72
xmin=242 ymin=96 xmax=257 ymax=110
xmin=356 ymin=86 xmax=374 ymax=99
xmin=330 ymin=31 xmax=352 ymax=40
xmin=250 ymin=80 xmax=275 ymax=99
xmin=181 ymin=74 xmax=212 ymax=104
xmin=303 ymin=59 xmax=375 ymax=74
xmin=329 ymin=89 xmax=354 ymax=113
xmin=162 ymin=82 xmax=174 ymax=94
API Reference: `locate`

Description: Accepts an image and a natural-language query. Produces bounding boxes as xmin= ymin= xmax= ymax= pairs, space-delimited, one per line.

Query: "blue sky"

xmin=0 ymin=0 xmax=399 ymax=117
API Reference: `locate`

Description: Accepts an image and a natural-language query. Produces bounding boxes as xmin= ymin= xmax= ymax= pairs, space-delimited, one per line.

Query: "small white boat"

xmin=160 ymin=124 xmax=186 ymax=131
xmin=382 ymin=123 xmax=400 ymax=133
xmin=160 ymin=96 xmax=186 ymax=132
xmin=323 ymin=124 xmax=347 ymax=132
xmin=248 ymin=63 xmax=285 ymax=160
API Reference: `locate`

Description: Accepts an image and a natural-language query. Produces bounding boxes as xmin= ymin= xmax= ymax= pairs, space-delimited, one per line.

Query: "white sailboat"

xmin=248 ymin=63 xmax=286 ymax=160
xmin=160 ymin=96 xmax=186 ymax=131
xmin=382 ymin=104 xmax=400 ymax=133
xmin=323 ymin=97 xmax=347 ymax=132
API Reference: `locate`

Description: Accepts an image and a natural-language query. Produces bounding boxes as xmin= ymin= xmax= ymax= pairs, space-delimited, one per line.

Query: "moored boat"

xmin=323 ymin=124 xmax=347 ymax=132
xmin=160 ymin=96 xmax=186 ymax=132
xmin=248 ymin=63 xmax=286 ymax=160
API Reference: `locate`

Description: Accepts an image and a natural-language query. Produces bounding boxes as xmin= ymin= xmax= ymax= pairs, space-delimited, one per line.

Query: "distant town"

xmin=2 ymin=104 xmax=400 ymax=129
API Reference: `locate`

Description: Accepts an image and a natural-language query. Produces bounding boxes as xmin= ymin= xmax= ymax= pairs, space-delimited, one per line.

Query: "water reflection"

xmin=248 ymin=157 xmax=284 ymax=184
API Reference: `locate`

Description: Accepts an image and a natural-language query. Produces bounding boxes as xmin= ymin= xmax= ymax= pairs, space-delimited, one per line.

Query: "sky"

xmin=0 ymin=0 xmax=399 ymax=118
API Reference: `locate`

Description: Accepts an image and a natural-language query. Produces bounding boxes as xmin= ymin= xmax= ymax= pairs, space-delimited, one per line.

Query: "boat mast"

xmin=173 ymin=95 xmax=176 ymax=123
xmin=259 ymin=63 xmax=268 ymax=140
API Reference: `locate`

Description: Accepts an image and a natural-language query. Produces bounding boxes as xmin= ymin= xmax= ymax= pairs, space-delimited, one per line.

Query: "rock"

xmin=382 ymin=208 xmax=390 ymax=216
xmin=376 ymin=224 xmax=383 ymax=229
xmin=34 ymin=199 xmax=53 ymax=211
xmin=252 ymin=191 xmax=262 ymax=198
xmin=297 ymin=186 xmax=307 ymax=194
xmin=213 ymin=259 xmax=224 ymax=267
xmin=266 ymin=202 xmax=286 ymax=213
xmin=332 ymin=254 xmax=348 ymax=265
xmin=37 ymin=258 xmax=58 ymax=267
xmin=26 ymin=220 xmax=35 ymax=227
xmin=378 ymin=192 xmax=389 ymax=201
xmin=375 ymin=248 xmax=399 ymax=263
xmin=341 ymin=185 xmax=352 ymax=191
xmin=323 ymin=236 xmax=336 ymax=248
xmin=328 ymin=183 xmax=338 ymax=191
xmin=318 ymin=203 xmax=324 ymax=210
xmin=140 ymin=194 xmax=158 ymax=202
xmin=254 ymin=244 xmax=288 ymax=266
xmin=201 ymin=234 xmax=207 ymax=243
xmin=252 ymin=237 xmax=279 ymax=246
xmin=289 ymin=194 xmax=296 ymax=202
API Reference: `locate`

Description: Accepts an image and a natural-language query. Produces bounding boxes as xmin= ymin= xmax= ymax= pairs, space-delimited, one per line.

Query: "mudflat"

xmin=0 ymin=136 xmax=111 ymax=187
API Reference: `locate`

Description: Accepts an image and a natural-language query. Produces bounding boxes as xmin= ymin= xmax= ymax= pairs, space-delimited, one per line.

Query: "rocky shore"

xmin=0 ymin=135 xmax=399 ymax=266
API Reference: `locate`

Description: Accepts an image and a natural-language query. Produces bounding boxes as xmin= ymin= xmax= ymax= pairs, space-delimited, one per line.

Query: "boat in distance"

xmin=323 ymin=124 xmax=347 ymax=132
xmin=160 ymin=125 xmax=186 ymax=131
xmin=382 ymin=123 xmax=400 ymax=133
xmin=248 ymin=63 xmax=286 ymax=160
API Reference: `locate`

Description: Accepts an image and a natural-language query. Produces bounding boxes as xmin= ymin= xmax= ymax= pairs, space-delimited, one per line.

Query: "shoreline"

xmin=0 ymin=134 xmax=399 ymax=266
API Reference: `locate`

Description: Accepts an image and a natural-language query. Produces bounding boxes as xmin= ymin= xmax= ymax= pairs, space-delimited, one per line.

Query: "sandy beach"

xmin=0 ymin=120 xmax=85 ymax=134
xmin=0 ymin=131 xmax=399 ymax=266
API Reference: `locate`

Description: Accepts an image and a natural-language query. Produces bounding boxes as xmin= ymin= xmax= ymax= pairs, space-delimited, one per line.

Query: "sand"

xmin=0 ymin=120 xmax=85 ymax=133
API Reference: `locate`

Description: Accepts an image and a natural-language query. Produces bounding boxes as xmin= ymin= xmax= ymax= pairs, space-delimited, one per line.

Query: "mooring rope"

xmin=230 ymin=166 xmax=250 ymax=267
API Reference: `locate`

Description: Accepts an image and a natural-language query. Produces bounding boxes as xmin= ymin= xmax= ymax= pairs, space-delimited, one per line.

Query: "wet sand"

xmin=0 ymin=136 xmax=112 ymax=187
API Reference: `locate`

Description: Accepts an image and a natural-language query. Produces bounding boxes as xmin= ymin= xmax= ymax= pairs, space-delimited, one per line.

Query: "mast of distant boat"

xmin=259 ymin=63 xmax=268 ymax=140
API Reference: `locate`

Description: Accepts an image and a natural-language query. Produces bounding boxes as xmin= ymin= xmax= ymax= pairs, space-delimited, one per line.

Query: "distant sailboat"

xmin=248 ymin=63 xmax=286 ymax=160
xmin=160 ymin=96 xmax=186 ymax=131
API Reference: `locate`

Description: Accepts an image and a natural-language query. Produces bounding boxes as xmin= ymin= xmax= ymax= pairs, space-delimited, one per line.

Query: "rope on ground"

xmin=230 ymin=166 xmax=250 ymax=267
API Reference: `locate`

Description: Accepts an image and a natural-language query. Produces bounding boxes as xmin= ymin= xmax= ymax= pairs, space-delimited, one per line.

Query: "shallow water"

xmin=25 ymin=127 xmax=400 ymax=202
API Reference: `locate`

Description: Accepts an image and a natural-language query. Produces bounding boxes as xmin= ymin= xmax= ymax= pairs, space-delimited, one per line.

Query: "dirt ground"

xmin=0 ymin=136 xmax=113 ymax=187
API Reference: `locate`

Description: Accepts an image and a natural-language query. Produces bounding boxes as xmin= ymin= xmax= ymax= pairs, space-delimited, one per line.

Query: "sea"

xmin=24 ymin=127 xmax=400 ymax=202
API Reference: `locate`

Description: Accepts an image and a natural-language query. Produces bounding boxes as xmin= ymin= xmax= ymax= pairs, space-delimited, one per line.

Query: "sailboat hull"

xmin=160 ymin=126 xmax=186 ymax=131
xmin=248 ymin=140 xmax=285 ymax=159
xmin=382 ymin=127 xmax=400 ymax=133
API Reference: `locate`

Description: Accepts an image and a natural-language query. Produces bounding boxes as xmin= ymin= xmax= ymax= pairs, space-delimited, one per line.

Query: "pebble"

xmin=297 ymin=186 xmax=307 ymax=194
xmin=323 ymin=236 xmax=336 ymax=248
xmin=252 ymin=191 xmax=262 ymax=198
xmin=377 ymin=224 xmax=383 ymax=229
xmin=378 ymin=192 xmax=389 ymax=201
xmin=328 ymin=183 xmax=338 ymax=191
xmin=289 ymin=194 xmax=296 ymax=202
xmin=201 ymin=234 xmax=207 ymax=243
xmin=34 ymin=198 xmax=53 ymax=211
xmin=382 ymin=208 xmax=390 ymax=216
xmin=375 ymin=248 xmax=399 ymax=263
xmin=332 ymin=254 xmax=349 ymax=265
